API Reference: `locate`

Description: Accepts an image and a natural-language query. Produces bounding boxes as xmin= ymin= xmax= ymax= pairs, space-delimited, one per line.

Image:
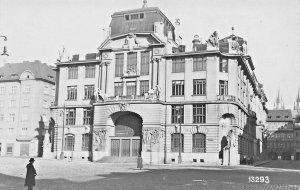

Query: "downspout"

xmin=164 ymin=58 xmax=167 ymax=164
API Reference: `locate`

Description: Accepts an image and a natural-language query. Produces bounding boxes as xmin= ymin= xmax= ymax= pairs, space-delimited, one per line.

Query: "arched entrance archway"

xmin=110 ymin=111 xmax=143 ymax=157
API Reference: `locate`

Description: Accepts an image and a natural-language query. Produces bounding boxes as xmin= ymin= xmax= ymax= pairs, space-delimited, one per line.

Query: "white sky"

xmin=0 ymin=0 xmax=299 ymax=110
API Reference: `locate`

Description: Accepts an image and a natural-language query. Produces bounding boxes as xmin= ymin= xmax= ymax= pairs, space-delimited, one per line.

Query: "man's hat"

xmin=29 ymin=158 xmax=35 ymax=162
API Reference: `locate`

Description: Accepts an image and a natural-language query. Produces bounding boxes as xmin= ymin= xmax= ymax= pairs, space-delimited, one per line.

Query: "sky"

xmin=0 ymin=0 xmax=299 ymax=110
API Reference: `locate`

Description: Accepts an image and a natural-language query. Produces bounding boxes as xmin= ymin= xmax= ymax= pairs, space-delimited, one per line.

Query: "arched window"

xmin=82 ymin=133 xmax=91 ymax=151
xmin=171 ymin=133 xmax=184 ymax=152
xmin=192 ymin=133 xmax=206 ymax=153
xmin=64 ymin=134 xmax=75 ymax=151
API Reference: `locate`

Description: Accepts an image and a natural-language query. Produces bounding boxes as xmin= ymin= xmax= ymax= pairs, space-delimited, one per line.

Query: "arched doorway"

xmin=110 ymin=111 xmax=143 ymax=157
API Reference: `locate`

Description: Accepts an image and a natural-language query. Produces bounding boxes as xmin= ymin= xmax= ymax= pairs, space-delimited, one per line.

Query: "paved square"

xmin=0 ymin=157 xmax=299 ymax=190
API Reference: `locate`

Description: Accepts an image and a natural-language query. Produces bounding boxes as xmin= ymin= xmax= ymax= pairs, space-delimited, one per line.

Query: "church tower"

xmin=294 ymin=88 xmax=300 ymax=116
xmin=274 ymin=89 xmax=285 ymax=110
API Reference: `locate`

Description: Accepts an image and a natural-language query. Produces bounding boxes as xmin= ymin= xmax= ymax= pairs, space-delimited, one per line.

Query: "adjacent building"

xmin=51 ymin=5 xmax=268 ymax=165
xmin=0 ymin=61 xmax=55 ymax=157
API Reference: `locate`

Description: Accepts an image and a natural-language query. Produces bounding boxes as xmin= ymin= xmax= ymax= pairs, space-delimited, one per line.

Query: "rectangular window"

xmin=85 ymin=65 xmax=95 ymax=78
xmin=11 ymin=86 xmax=17 ymax=94
xmin=68 ymin=66 xmax=78 ymax=79
xmin=8 ymin=128 xmax=14 ymax=134
xmin=219 ymin=80 xmax=228 ymax=95
xmin=114 ymin=82 xmax=123 ymax=96
xmin=126 ymin=82 xmax=136 ymax=96
xmin=0 ymin=86 xmax=5 ymax=95
xmin=23 ymin=99 xmax=30 ymax=107
xmin=67 ymin=86 xmax=77 ymax=100
xmin=21 ymin=128 xmax=28 ymax=135
xmin=9 ymin=100 xmax=16 ymax=107
xmin=127 ymin=52 xmax=137 ymax=71
xmin=115 ymin=54 xmax=124 ymax=77
xmin=66 ymin=108 xmax=76 ymax=125
xmin=82 ymin=133 xmax=91 ymax=151
xmin=9 ymin=114 xmax=15 ymax=122
xmin=24 ymin=86 xmax=30 ymax=93
xmin=192 ymin=133 xmax=206 ymax=153
xmin=140 ymin=80 xmax=149 ymax=95
xmin=84 ymin=85 xmax=94 ymax=99
xmin=130 ymin=14 xmax=139 ymax=20
xmin=83 ymin=108 xmax=92 ymax=125
xmin=0 ymin=114 xmax=4 ymax=121
xmin=125 ymin=15 xmax=130 ymax=20
xmin=172 ymin=58 xmax=185 ymax=73
xmin=193 ymin=79 xmax=206 ymax=95
xmin=193 ymin=104 xmax=206 ymax=123
xmin=171 ymin=133 xmax=184 ymax=152
xmin=171 ymin=105 xmax=184 ymax=124
xmin=172 ymin=80 xmax=184 ymax=96
xmin=193 ymin=57 xmax=207 ymax=71
xmin=6 ymin=143 xmax=13 ymax=154
xmin=140 ymin=51 xmax=150 ymax=75
xmin=0 ymin=100 xmax=4 ymax=108
xmin=219 ymin=58 xmax=228 ymax=73
xmin=64 ymin=134 xmax=75 ymax=151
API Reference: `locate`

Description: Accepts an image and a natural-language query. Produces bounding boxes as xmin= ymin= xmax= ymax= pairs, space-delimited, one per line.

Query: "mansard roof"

xmin=109 ymin=7 xmax=175 ymax=38
xmin=0 ymin=61 xmax=56 ymax=84
xmin=267 ymin=109 xmax=293 ymax=122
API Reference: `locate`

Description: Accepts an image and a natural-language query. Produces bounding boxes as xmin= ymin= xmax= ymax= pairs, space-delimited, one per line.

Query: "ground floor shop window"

xmin=6 ymin=143 xmax=13 ymax=154
xmin=171 ymin=133 xmax=184 ymax=152
xmin=65 ymin=134 xmax=75 ymax=151
xmin=192 ymin=133 xmax=206 ymax=153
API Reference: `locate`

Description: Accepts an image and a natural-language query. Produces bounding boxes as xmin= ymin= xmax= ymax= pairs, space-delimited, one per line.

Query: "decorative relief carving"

xmin=142 ymin=129 xmax=164 ymax=144
xmin=93 ymin=129 xmax=107 ymax=144
xmin=119 ymin=102 xmax=130 ymax=111
xmin=207 ymin=31 xmax=219 ymax=48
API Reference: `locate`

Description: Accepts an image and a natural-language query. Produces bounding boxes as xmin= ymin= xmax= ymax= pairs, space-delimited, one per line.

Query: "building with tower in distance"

xmin=50 ymin=4 xmax=268 ymax=165
xmin=264 ymin=90 xmax=300 ymax=160
xmin=0 ymin=61 xmax=56 ymax=157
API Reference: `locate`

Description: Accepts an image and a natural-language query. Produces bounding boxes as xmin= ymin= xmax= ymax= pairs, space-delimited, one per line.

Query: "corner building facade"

xmin=52 ymin=6 xmax=268 ymax=165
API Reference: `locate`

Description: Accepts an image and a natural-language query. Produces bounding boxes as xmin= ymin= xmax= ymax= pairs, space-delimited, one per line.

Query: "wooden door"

xmin=111 ymin=139 xmax=120 ymax=157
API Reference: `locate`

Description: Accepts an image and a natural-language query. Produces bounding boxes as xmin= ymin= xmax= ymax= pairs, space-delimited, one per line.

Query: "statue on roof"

xmin=207 ymin=31 xmax=219 ymax=48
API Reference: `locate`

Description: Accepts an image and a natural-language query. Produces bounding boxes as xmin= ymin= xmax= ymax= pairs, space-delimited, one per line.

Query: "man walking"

xmin=25 ymin=158 xmax=37 ymax=190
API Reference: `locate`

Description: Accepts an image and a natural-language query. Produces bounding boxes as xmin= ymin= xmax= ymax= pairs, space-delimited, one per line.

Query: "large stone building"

xmin=0 ymin=61 xmax=56 ymax=157
xmin=51 ymin=5 xmax=268 ymax=165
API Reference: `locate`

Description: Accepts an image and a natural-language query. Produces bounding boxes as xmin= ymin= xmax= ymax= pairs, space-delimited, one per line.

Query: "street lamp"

xmin=59 ymin=105 xmax=66 ymax=160
xmin=177 ymin=114 xmax=182 ymax=164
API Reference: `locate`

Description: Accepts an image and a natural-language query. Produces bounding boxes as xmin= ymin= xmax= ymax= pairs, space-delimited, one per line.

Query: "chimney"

xmin=192 ymin=35 xmax=201 ymax=51
xmin=167 ymin=30 xmax=173 ymax=40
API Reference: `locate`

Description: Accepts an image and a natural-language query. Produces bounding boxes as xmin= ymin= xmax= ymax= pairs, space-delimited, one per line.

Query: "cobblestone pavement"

xmin=0 ymin=157 xmax=299 ymax=190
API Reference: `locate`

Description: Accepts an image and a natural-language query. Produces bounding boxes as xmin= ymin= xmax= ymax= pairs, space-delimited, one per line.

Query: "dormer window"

xmin=124 ymin=13 xmax=145 ymax=21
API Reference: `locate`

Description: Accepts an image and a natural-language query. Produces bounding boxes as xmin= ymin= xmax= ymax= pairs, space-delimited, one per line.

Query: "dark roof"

xmin=266 ymin=109 xmax=293 ymax=122
xmin=0 ymin=61 xmax=56 ymax=83
xmin=109 ymin=7 xmax=175 ymax=39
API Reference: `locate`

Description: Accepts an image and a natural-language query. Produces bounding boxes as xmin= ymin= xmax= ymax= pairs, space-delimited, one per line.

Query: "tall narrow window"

xmin=0 ymin=86 xmax=5 ymax=95
xmin=193 ymin=104 xmax=206 ymax=123
xmin=85 ymin=65 xmax=95 ymax=78
xmin=172 ymin=58 xmax=185 ymax=73
xmin=171 ymin=105 xmax=184 ymax=124
xmin=114 ymin=82 xmax=123 ymax=96
xmin=11 ymin=86 xmax=17 ymax=94
xmin=172 ymin=80 xmax=184 ymax=96
xmin=192 ymin=133 xmax=206 ymax=152
xmin=64 ymin=134 xmax=75 ymax=151
xmin=140 ymin=51 xmax=150 ymax=75
xmin=193 ymin=57 xmax=207 ymax=71
xmin=84 ymin=85 xmax=94 ymax=99
xmin=127 ymin=52 xmax=137 ymax=71
xmin=219 ymin=58 xmax=228 ymax=73
xmin=82 ymin=133 xmax=91 ymax=151
xmin=126 ymin=82 xmax=136 ymax=96
xmin=68 ymin=66 xmax=78 ymax=79
xmin=83 ymin=108 xmax=92 ymax=125
xmin=171 ymin=133 xmax=184 ymax=152
xmin=115 ymin=54 xmax=124 ymax=77
xmin=140 ymin=80 xmax=149 ymax=95
xmin=66 ymin=108 xmax=76 ymax=125
xmin=193 ymin=79 xmax=206 ymax=95
xmin=219 ymin=80 xmax=228 ymax=95
xmin=67 ymin=86 xmax=77 ymax=100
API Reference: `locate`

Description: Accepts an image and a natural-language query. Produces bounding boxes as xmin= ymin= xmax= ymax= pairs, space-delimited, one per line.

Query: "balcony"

xmin=216 ymin=95 xmax=236 ymax=102
xmin=100 ymin=94 xmax=159 ymax=103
